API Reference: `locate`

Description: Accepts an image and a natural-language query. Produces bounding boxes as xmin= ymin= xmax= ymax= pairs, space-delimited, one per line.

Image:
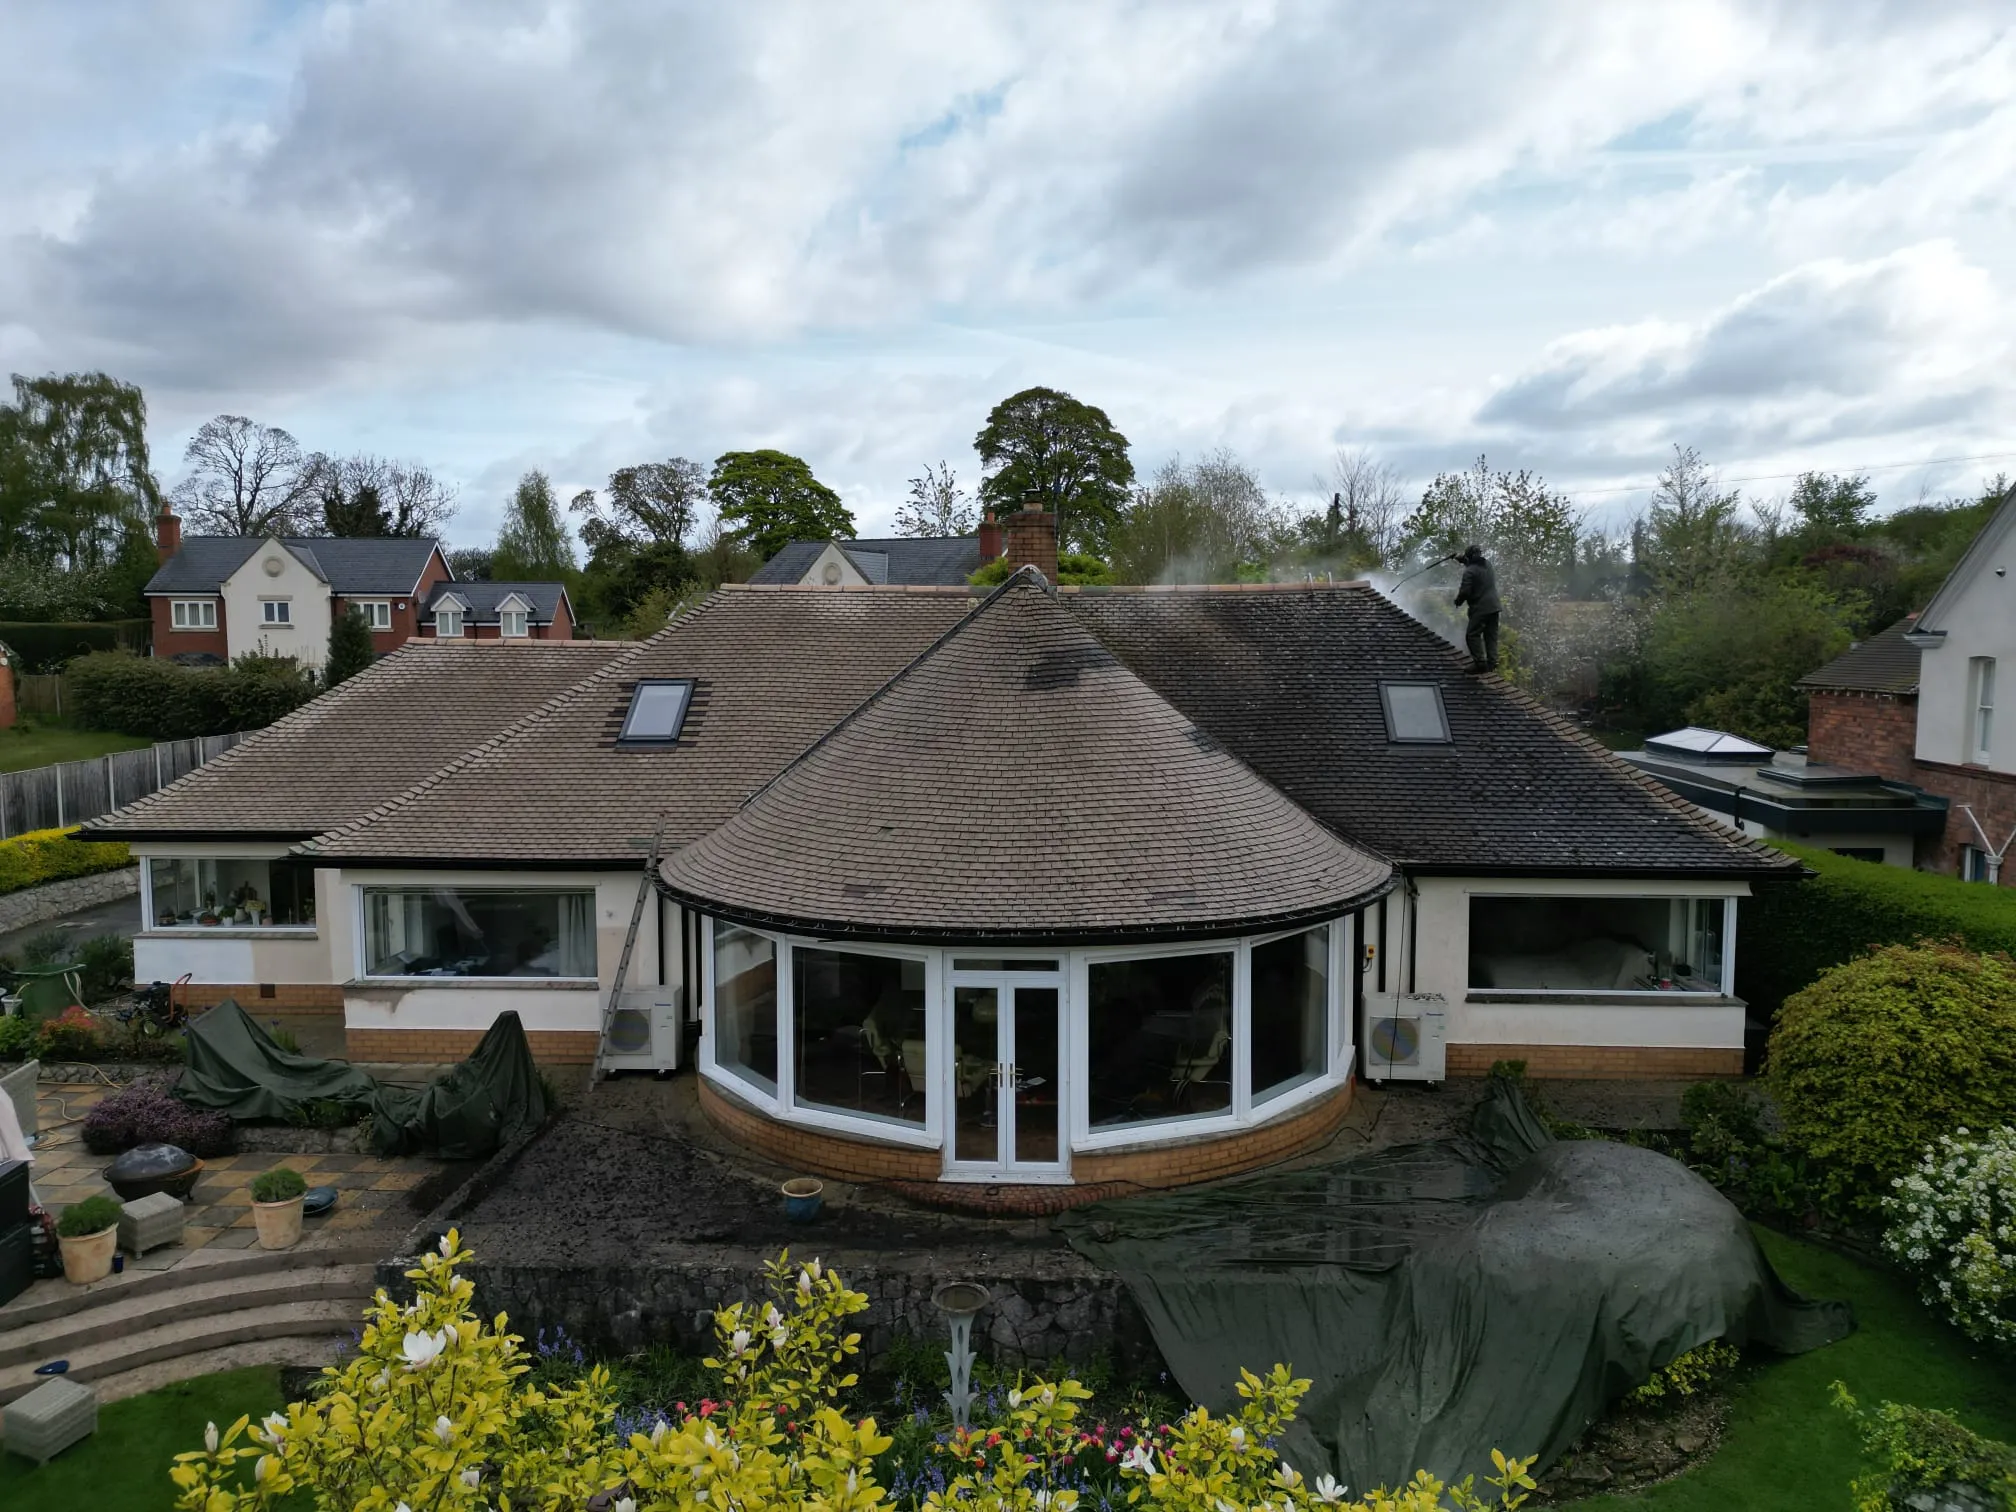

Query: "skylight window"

xmin=1380 ymin=682 xmax=1451 ymax=744
xmin=619 ymin=679 xmax=694 ymax=744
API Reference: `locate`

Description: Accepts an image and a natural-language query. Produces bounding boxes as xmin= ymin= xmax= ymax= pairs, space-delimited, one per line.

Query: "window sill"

xmin=1464 ymin=991 xmax=1741 ymax=1007
xmin=347 ymin=976 xmax=599 ymax=991
xmin=143 ymin=927 xmax=317 ymax=940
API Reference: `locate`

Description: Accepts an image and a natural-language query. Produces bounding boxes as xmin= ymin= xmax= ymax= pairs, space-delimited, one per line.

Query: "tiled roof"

xmin=1063 ymin=586 xmax=1797 ymax=877
xmin=83 ymin=640 xmax=623 ymax=840
xmin=747 ymin=535 xmax=982 ymax=586
xmin=1796 ymin=616 xmax=1921 ymax=695
xmin=303 ymin=588 xmax=981 ymax=864
xmin=659 ymin=577 xmax=1391 ymax=940
xmin=426 ymin=581 xmax=571 ymax=623
xmin=146 ymin=536 xmax=442 ymax=596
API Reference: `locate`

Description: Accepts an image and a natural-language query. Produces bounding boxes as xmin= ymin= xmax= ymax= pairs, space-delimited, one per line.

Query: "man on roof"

xmin=1454 ymin=543 xmax=1500 ymax=673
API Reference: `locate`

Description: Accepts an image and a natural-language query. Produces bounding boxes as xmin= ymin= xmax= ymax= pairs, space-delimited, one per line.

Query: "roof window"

xmin=619 ymin=679 xmax=694 ymax=744
xmin=1380 ymin=682 xmax=1451 ymax=744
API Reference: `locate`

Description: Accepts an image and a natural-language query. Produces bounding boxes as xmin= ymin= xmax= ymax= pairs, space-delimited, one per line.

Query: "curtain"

xmin=557 ymin=891 xmax=595 ymax=977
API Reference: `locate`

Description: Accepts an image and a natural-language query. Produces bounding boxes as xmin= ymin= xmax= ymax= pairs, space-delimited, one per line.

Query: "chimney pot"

xmin=155 ymin=506 xmax=182 ymax=564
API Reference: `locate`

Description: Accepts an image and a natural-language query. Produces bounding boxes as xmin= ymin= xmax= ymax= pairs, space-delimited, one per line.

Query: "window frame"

xmin=1463 ymin=891 xmax=1738 ymax=998
xmin=1970 ymin=656 xmax=1996 ymax=764
xmin=1379 ymin=681 xmax=1453 ymax=744
xmin=499 ymin=608 xmax=530 ymax=638
xmin=260 ymin=598 xmax=291 ymax=625
xmin=353 ymin=600 xmax=393 ymax=632
xmin=170 ymin=598 xmax=218 ymax=630
xmin=617 ymin=679 xmax=696 ymax=746
xmin=434 ymin=608 xmax=464 ymax=638
xmin=140 ymin=854 xmax=318 ymax=933
xmin=352 ymin=883 xmax=599 ymax=982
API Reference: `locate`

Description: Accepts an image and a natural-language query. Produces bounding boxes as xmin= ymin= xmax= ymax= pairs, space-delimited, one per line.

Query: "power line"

xmin=1568 ymin=449 xmax=2016 ymax=499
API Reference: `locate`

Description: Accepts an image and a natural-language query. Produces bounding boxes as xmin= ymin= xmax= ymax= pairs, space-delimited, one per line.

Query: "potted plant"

xmin=56 ymin=1194 xmax=123 ymax=1283
xmin=251 ymin=1165 xmax=308 ymax=1249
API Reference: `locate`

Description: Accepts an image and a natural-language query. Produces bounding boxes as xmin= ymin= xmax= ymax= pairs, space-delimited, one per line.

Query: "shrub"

xmin=1677 ymin=1081 xmax=1816 ymax=1221
xmin=170 ymin=1242 xmax=1538 ymax=1512
xmin=19 ymin=928 xmax=73 ymax=966
xmin=969 ymin=551 xmax=1115 ymax=588
xmin=56 ymin=1193 xmax=123 ymax=1238
xmin=65 ymin=649 xmax=316 ymax=739
xmin=250 ymin=1166 xmax=307 ymax=1204
xmin=0 ymin=1014 xmax=34 ymax=1060
xmin=1834 ymin=1384 xmax=2016 ymax=1511
xmin=76 ymin=932 xmax=134 ymax=1004
xmin=1738 ymin=842 xmax=2016 ymax=1018
xmin=1767 ymin=942 xmax=2016 ymax=1210
xmin=1883 ymin=1126 xmax=2016 ymax=1347
xmin=1626 ymin=1340 xmax=1741 ymax=1405
xmin=80 ymin=1074 xmax=235 ymax=1156
xmin=35 ymin=1003 xmax=102 ymax=1060
xmin=0 ymin=826 xmax=133 ymax=899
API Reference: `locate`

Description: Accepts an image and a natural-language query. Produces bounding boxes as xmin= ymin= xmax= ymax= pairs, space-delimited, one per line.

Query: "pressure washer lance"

xmin=1390 ymin=553 xmax=1459 ymax=590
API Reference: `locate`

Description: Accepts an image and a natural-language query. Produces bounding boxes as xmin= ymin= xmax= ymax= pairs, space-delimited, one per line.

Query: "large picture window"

xmin=148 ymin=856 xmax=315 ymax=929
xmin=362 ymin=887 xmax=594 ymax=978
xmin=1086 ymin=949 xmax=1235 ymax=1128
xmin=1468 ymin=896 xmax=1728 ymax=993
xmin=714 ymin=923 xmax=778 ymax=1095
xmin=1251 ymin=925 xmax=1329 ymax=1104
xmin=791 ymin=946 xmax=925 ymax=1127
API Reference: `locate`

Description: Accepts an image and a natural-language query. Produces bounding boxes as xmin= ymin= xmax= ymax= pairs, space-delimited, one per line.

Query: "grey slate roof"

xmin=1796 ymin=616 xmax=1921 ymax=695
xmin=747 ymin=535 xmax=982 ymax=586
xmin=1064 ymin=586 xmax=1797 ymax=878
xmin=146 ymin=536 xmax=443 ymax=596
xmin=83 ymin=640 xmax=622 ymax=840
xmin=660 ymin=577 xmax=1391 ymax=940
xmin=427 ymin=581 xmax=571 ymax=624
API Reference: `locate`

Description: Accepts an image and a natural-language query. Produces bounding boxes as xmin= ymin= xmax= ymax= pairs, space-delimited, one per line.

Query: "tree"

xmin=319 ymin=476 xmax=392 ymax=536
xmin=1110 ymin=450 xmax=1289 ymax=584
xmin=491 ymin=470 xmax=578 ymax=579
xmin=1312 ymin=448 xmax=1405 ymax=569
xmin=317 ymin=454 xmax=458 ymax=538
xmin=173 ymin=416 xmax=323 ymax=536
xmin=894 ymin=461 xmax=974 ymax=538
xmin=569 ymin=457 xmax=705 ymax=555
xmin=0 ymin=371 xmax=159 ymax=569
xmin=1790 ymin=470 xmax=1877 ymax=540
xmin=974 ymin=387 xmax=1134 ymax=554
xmin=324 ymin=605 xmax=375 ymax=687
xmin=707 ymin=450 xmax=853 ymax=561
xmin=1639 ymin=445 xmax=1750 ymax=596
xmin=446 ymin=546 xmax=494 ymax=581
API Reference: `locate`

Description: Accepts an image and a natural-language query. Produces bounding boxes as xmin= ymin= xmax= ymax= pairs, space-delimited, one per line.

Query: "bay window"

xmin=791 ymin=946 xmax=924 ymax=1126
xmin=1086 ymin=948 xmax=1236 ymax=1128
xmin=713 ymin=922 xmax=778 ymax=1095
xmin=147 ymin=856 xmax=314 ymax=929
xmin=1251 ymin=924 xmax=1330 ymax=1104
xmin=361 ymin=886 xmax=595 ymax=978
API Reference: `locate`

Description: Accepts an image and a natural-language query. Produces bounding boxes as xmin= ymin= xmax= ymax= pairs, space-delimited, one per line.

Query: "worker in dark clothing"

xmin=1453 ymin=544 xmax=1500 ymax=671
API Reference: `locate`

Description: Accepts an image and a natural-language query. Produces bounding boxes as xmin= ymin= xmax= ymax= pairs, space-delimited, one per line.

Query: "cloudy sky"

xmin=4 ymin=1 xmax=2013 ymax=545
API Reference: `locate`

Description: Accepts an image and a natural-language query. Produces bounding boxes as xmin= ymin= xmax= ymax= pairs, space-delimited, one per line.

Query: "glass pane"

xmin=1086 ymin=951 xmax=1234 ymax=1128
xmin=951 ymin=958 xmax=1060 ymax=972
xmin=1383 ymin=684 xmax=1448 ymax=741
xmin=1012 ymin=987 xmax=1060 ymax=1166
xmin=1252 ymin=926 xmax=1329 ymax=1104
xmin=714 ymin=923 xmax=778 ymax=1095
xmin=953 ymin=986 xmax=1000 ymax=1164
xmin=361 ymin=888 xmax=596 ymax=977
xmin=1468 ymin=897 xmax=1723 ymax=991
xmin=791 ymin=947 xmax=924 ymax=1127
xmin=622 ymin=682 xmax=692 ymax=742
xmin=148 ymin=857 xmax=313 ymax=928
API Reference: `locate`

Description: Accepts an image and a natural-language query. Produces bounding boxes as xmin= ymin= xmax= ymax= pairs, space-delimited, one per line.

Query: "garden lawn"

xmin=1577 ymin=1227 xmax=2016 ymax=1511
xmin=0 ymin=1364 xmax=286 ymax=1511
xmin=0 ymin=725 xmax=152 ymax=774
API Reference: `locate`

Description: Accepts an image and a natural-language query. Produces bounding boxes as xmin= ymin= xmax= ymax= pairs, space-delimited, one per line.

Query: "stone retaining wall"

xmin=0 ymin=865 xmax=137 ymax=935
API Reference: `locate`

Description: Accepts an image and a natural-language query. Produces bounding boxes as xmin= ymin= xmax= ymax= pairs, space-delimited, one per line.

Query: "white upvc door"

xmin=942 ymin=966 xmax=1069 ymax=1182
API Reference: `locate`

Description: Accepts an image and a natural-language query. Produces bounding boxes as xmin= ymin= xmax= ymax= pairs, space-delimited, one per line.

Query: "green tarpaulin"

xmin=1057 ymin=1081 xmax=1853 ymax=1493
xmin=176 ymin=1000 xmax=546 ymax=1160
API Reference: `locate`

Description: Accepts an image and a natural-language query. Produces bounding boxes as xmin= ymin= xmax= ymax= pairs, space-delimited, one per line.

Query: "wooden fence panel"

xmin=0 ymin=731 xmax=250 ymax=839
xmin=15 ymin=676 xmax=67 ymax=718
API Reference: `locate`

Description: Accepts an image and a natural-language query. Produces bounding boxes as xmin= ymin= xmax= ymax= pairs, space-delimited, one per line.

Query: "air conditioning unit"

xmin=1365 ymin=993 xmax=1446 ymax=1083
xmin=598 ymin=985 xmax=685 ymax=1073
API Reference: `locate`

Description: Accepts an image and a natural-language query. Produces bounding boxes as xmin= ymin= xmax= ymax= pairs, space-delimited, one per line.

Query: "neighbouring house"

xmin=1794 ymin=487 xmax=2016 ymax=881
xmin=146 ymin=508 xmax=575 ymax=667
xmin=747 ymin=512 xmax=1017 ymax=587
xmin=90 ymin=511 xmax=1793 ymax=1201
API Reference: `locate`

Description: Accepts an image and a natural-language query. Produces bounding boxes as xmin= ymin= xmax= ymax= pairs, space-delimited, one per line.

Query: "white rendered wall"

xmin=1915 ymin=529 xmax=2016 ymax=771
xmin=221 ymin=541 xmax=334 ymax=667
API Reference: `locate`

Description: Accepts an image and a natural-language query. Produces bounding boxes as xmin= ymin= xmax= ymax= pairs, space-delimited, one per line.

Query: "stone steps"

xmin=83 ymin=1332 xmax=355 ymax=1407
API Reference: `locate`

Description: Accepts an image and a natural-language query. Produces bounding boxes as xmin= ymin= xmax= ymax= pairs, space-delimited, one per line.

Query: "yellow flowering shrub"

xmin=170 ymin=1235 xmax=1535 ymax=1512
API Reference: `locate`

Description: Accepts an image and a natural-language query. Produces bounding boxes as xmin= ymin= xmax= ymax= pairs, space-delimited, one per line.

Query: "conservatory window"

xmin=713 ymin=923 xmax=778 ymax=1096
xmin=361 ymin=887 xmax=595 ymax=978
xmin=791 ymin=946 xmax=924 ymax=1127
xmin=147 ymin=856 xmax=314 ymax=929
xmin=1086 ymin=949 xmax=1235 ymax=1129
xmin=1468 ymin=896 xmax=1728 ymax=993
xmin=1251 ymin=925 xmax=1330 ymax=1104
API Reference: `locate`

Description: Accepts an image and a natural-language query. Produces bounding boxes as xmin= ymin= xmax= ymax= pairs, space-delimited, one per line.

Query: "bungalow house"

xmin=91 ymin=511 xmax=1791 ymax=1199
xmin=146 ymin=508 xmax=574 ymax=667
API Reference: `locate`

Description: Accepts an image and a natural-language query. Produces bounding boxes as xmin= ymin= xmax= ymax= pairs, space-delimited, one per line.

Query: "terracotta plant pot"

xmin=253 ymin=1195 xmax=305 ymax=1250
xmin=59 ymin=1224 xmax=118 ymax=1284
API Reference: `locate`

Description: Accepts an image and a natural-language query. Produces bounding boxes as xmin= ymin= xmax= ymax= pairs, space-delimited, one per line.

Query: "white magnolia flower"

xmin=730 ymin=1328 xmax=752 ymax=1356
xmin=809 ymin=1257 xmax=822 ymax=1279
xmin=204 ymin=1422 xmax=220 ymax=1454
xmin=1313 ymin=1473 xmax=1347 ymax=1503
xmin=1216 ymin=1498 xmax=1241 ymax=1512
xmin=651 ymin=1417 xmax=670 ymax=1445
xmin=614 ymin=1499 xmax=637 ymax=1512
xmin=402 ymin=1327 xmax=450 ymax=1370
xmin=847 ymin=1470 xmax=858 ymax=1495
xmin=798 ymin=1269 xmax=813 ymax=1298
xmin=695 ymin=1491 xmax=710 ymax=1504
xmin=764 ymin=1302 xmax=783 ymax=1328
xmin=769 ymin=1327 xmax=788 ymax=1349
xmin=1008 ymin=1388 xmax=1023 ymax=1407
xmin=438 ymin=1232 xmax=455 ymax=1258
xmin=261 ymin=1411 xmax=288 ymax=1441
xmin=1228 ymin=1425 xmax=1247 ymax=1452
xmin=1033 ymin=1492 xmax=1051 ymax=1509
xmin=1120 ymin=1443 xmax=1156 ymax=1475
xmin=255 ymin=1454 xmax=275 ymax=1483
xmin=1273 ymin=1464 xmax=1303 ymax=1490
xmin=372 ymin=1368 xmax=392 ymax=1392
xmin=460 ymin=1468 xmax=483 ymax=1490
xmin=395 ymin=1503 xmax=413 ymax=1512
xmin=434 ymin=1415 xmax=455 ymax=1445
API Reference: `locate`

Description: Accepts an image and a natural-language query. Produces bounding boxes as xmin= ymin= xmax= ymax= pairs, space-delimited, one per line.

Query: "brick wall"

xmin=175 ymin=982 xmax=344 ymax=1014
xmin=1907 ymin=759 xmax=2016 ymax=881
xmin=346 ymin=1026 xmax=599 ymax=1063
xmin=151 ymin=595 xmax=230 ymax=661
xmin=1445 ymin=1043 xmax=1743 ymax=1079
xmin=1807 ymin=690 xmax=1918 ymax=782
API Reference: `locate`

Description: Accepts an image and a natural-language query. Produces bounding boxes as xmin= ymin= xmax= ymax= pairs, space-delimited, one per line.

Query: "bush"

xmin=76 ymin=932 xmax=133 ymax=1003
xmin=56 ymin=1193 xmax=123 ymax=1238
xmin=251 ymin=1166 xmax=308 ymax=1204
xmin=1626 ymin=1340 xmax=1741 ymax=1405
xmin=969 ymin=551 xmax=1115 ymax=587
xmin=1678 ymin=1081 xmax=1816 ymax=1221
xmin=1768 ymin=942 xmax=2016 ymax=1210
xmin=1738 ymin=842 xmax=2016 ymax=1018
xmin=1883 ymin=1126 xmax=2016 ymax=1347
xmin=0 ymin=826 xmax=133 ymax=898
xmin=64 ymin=649 xmax=316 ymax=739
xmin=1834 ymin=1384 xmax=2016 ymax=1511
xmin=35 ymin=1003 xmax=102 ymax=1060
xmin=0 ymin=1013 xmax=34 ymax=1060
xmin=80 ymin=1073 xmax=235 ymax=1156
xmin=170 ymin=1242 xmax=1538 ymax=1512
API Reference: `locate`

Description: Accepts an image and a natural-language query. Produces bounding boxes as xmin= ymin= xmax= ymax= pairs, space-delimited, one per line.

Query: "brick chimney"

xmin=977 ymin=510 xmax=1003 ymax=563
xmin=1003 ymin=503 xmax=1058 ymax=585
xmin=155 ymin=505 xmax=182 ymax=563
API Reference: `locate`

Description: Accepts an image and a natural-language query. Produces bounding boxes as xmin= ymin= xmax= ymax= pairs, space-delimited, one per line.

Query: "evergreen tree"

xmin=324 ymin=604 xmax=375 ymax=687
xmin=492 ymin=469 xmax=578 ymax=579
xmin=707 ymin=450 xmax=853 ymax=560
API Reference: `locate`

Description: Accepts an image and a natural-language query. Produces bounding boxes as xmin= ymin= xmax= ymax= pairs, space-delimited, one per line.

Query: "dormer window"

xmin=500 ymin=609 xmax=529 ymax=638
xmin=619 ymin=679 xmax=694 ymax=744
xmin=435 ymin=608 xmax=464 ymax=638
xmin=1380 ymin=682 xmax=1452 ymax=744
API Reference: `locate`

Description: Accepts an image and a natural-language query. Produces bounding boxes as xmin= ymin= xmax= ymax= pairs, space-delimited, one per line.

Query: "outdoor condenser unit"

xmin=1365 ymin=993 xmax=1447 ymax=1083
xmin=598 ymin=985 xmax=686 ymax=1073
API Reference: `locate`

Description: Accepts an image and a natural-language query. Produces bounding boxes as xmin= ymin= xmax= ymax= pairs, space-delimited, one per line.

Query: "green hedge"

xmin=64 ymin=650 xmax=316 ymax=739
xmin=0 ymin=619 xmax=150 ymax=673
xmin=1736 ymin=841 xmax=2016 ymax=1015
xmin=0 ymin=826 xmax=132 ymax=897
